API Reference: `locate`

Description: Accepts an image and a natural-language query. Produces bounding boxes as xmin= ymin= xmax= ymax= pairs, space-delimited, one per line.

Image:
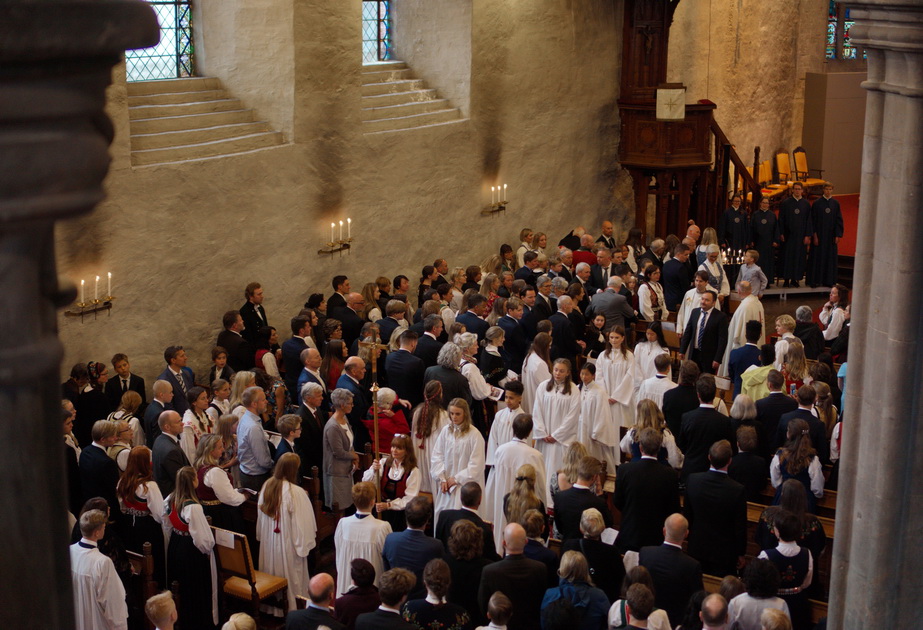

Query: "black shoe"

xmin=792 ymin=280 xmax=800 ymax=288
xmin=783 ymin=281 xmax=790 ymax=288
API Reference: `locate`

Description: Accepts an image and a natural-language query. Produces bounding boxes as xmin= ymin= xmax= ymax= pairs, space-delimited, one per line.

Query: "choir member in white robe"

xmin=596 ymin=328 xmax=638 ymax=429
xmin=430 ymin=398 xmax=486 ymax=523
xmin=411 ymin=381 xmax=447 ymax=494
xmin=718 ymin=282 xmax=765 ymax=378
xmin=256 ymin=453 xmax=318 ymax=611
xmin=636 ymin=373 xmax=678 ymax=409
xmin=676 ymin=273 xmax=710 ymax=335
xmin=485 ymin=382 xmax=525 ymax=466
xmin=577 ymin=363 xmax=617 ymax=471
xmin=333 ymin=481 xmax=393 ymax=597
xmin=483 ymin=414 xmax=547 ymax=553
xmin=521 ymin=338 xmax=552 ymax=415
xmin=70 ymin=510 xmax=128 ymax=630
xmin=633 ymin=325 xmax=671 ymax=390
xmin=532 ymin=360 xmax=581 ymax=497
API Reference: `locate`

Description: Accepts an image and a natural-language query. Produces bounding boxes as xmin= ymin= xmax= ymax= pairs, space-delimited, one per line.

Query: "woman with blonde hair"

xmin=773 ymin=315 xmax=797 ymax=371
xmin=555 ymin=440 xmax=590 ymax=495
xmin=486 ymin=296 xmax=506 ymax=327
xmin=449 ymin=266 xmax=467 ymax=311
xmin=503 ymin=464 xmax=545 ymax=528
xmin=257 ymin=452 xmax=317 ymax=611
xmin=783 ymin=339 xmax=811 ymax=395
xmin=221 ymin=613 xmax=257 ymax=630
xmin=620 ymin=399 xmax=683 ymax=469
xmin=430 ymin=398 xmax=485 ymax=522
xmin=107 ymin=390 xmax=144 ymax=447
xmin=411 ymin=380 xmax=447 ymax=494
xmin=813 ymin=381 xmax=838 ymax=439
xmin=229 ymin=370 xmax=256 ymax=418
xmin=359 ymin=282 xmax=382 ymax=322
xmin=194 ymin=433 xmax=246 ymax=532
xmin=479 ymin=272 xmax=501 ymax=311
xmin=696 ymin=226 xmax=720 ymax=266
xmin=540 ymin=550 xmax=610 ymax=629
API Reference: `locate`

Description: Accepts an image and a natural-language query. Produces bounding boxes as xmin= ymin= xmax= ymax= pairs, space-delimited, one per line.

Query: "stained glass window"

xmin=826 ymin=0 xmax=838 ymax=59
xmin=826 ymin=2 xmax=867 ymax=61
xmin=362 ymin=1 xmax=393 ymax=64
xmin=125 ymin=0 xmax=195 ymax=82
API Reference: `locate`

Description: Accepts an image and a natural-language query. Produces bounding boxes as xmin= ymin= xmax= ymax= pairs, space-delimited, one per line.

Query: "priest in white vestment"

xmin=485 ymin=382 xmax=525 ymax=466
xmin=719 ymin=281 xmax=765 ymax=378
xmin=577 ymin=364 xmax=616 ymax=470
xmin=483 ymin=414 xmax=547 ymax=552
xmin=532 ymin=361 xmax=581 ymax=499
xmin=333 ymin=481 xmax=393 ymax=597
xmin=430 ymin=399 xmax=486 ymax=522
xmin=70 ymin=509 xmax=128 ymax=630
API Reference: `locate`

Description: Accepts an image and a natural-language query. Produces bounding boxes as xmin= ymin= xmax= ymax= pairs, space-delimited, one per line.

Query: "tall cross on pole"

xmin=357 ymin=333 xmax=389 ymax=504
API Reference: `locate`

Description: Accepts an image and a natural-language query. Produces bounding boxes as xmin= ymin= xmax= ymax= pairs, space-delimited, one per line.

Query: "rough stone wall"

xmin=55 ymin=0 xmax=628 ymax=381
xmin=669 ymin=0 xmax=828 ymax=169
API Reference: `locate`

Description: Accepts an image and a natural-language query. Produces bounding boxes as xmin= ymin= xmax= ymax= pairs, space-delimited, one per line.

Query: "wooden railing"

xmin=706 ymin=118 xmax=763 ymax=227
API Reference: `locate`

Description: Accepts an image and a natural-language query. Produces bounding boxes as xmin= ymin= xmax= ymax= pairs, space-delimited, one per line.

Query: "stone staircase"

xmin=361 ymin=61 xmax=463 ymax=134
xmin=127 ymin=77 xmax=283 ymax=166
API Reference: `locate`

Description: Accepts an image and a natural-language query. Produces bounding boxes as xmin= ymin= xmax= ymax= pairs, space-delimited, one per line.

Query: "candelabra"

xmin=483 ymin=184 xmax=509 ymax=215
xmin=319 ymin=219 xmax=353 ymax=255
xmin=64 ymin=274 xmax=116 ymax=320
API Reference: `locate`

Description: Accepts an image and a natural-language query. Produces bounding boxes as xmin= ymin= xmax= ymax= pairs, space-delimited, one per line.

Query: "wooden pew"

xmin=702 ymin=573 xmax=828 ymax=623
xmin=126 ymin=542 xmax=158 ymax=630
xmin=753 ymin=482 xmax=837 ymax=519
xmin=303 ymin=465 xmax=342 ymax=541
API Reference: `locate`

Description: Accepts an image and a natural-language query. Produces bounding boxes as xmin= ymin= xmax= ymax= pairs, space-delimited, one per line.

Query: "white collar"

xmin=78 ymin=538 xmax=98 ymax=548
xmin=92 ymin=441 xmax=108 ymax=451
xmin=709 ymin=467 xmax=728 ymax=474
xmin=425 ymin=594 xmax=446 ymax=605
xmin=378 ymin=605 xmax=402 ymax=615
xmin=573 ymin=483 xmax=590 ymax=490
xmin=663 ymin=540 xmax=683 ymax=549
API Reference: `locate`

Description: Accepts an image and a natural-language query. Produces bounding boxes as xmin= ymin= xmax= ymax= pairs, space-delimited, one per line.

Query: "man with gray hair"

xmin=237 ymin=386 xmax=272 ymax=490
xmin=794 ymin=304 xmax=825 ymax=359
xmin=298 ymin=381 xmax=327 ymax=478
xmin=574 ymin=261 xmax=593 ymax=296
xmin=639 ymin=238 xmax=667 ymax=271
xmin=550 ymin=296 xmax=584 ymax=368
xmin=586 ymin=275 xmax=637 ymax=330
xmin=556 ymin=247 xmax=574 ymax=282
xmin=71 ymin=509 xmax=128 ymax=630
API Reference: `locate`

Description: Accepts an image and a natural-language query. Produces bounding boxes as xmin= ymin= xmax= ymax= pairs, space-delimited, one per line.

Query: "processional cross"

xmin=357 ymin=333 xmax=390 ymax=505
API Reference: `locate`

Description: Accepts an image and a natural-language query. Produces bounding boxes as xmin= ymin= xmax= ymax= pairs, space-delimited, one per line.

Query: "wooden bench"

xmin=303 ymin=465 xmax=342 ymax=541
xmin=702 ymin=573 xmax=828 ymax=623
xmin=126 ymin=542 xmax=159 ymax=630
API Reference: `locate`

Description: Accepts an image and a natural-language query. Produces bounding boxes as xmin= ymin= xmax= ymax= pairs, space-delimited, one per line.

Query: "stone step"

xmin=131 ymin=109 xmax=255 ymax=134
xmin=364 ymin=116 xmax=469 ymax=136
xmin=126 ymin=77 xmax=222 ymax=96
xmin=362 ymin=108 xmax=461 ymax=133
xmin=361 ymin=98 xmax=450 ymax=121
xmin=362 ymin=79 xmax=425 ymax=97
xmin=128 ymin=98 xmax=243 ymax=120
xmin=361 ymin=89 xmax=438 ymax=108
xmin=361 ymin=61 xmax=407 ymax=72
xmin=361 ymin=68 xmax=413 ymax=84
xmin=127 ymin=89 xmax=227 ymax=107
xmin=130 ymin=121 xmax=273 ymax=151
xmin=131 ymin=131 xmax=284 ymax=166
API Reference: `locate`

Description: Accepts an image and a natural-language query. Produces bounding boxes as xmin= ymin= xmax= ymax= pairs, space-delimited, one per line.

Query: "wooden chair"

xmin=126 ymin=542 xmax=158 ymax=630
xmin=775 ymin=150 xmax=794 ymax=183
xmin=792 ymin=146 xmax=827 ymax=194
xmin=759 ymin=160 xmax=789 ymax=201
xmin=210 ymin=525 xmax=289 ymax=621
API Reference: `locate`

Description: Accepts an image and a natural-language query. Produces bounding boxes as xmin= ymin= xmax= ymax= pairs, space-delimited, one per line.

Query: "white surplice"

xmin=636 ymin=375 xmax=678 ymax=409
xmin=521 ymin=353 xmax=551 ymax=415
xmin=719 ymin=294 xmax=765 ymax=378
xmin=483 ymin=438 xmax=547 ymax=553
xmin=333 ymin=513 xmax=393 ymax=597
xmin=257 ymin=480 xmax=318 ymax=610
xmin=633 ymin=341 xmax=671 ymax=390
xmin=532 ymin=379 xmax=581 ymax=503
xmin=486 ymin=406 xmax=525 ymax=466
xmin=430 ymin=423 xmax=486 ymax=523
xmin=70 ymin=540 xmax=128 ymax=630
xmin=676 ymin=288 xmax=707 ymax=336
xmin=412 ymin=407 xmax=447 ymax=494
xmin=596 ymin=349 xmax=638 ymax=429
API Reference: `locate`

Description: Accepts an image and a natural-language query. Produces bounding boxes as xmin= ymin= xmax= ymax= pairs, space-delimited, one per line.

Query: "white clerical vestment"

xmin=430 ymin=423 xmax=486 ymax=522
xmin=333 ymin=513 xmax=392 ymax=597
xmin=719 ymin=294 xmax=765 ymax=378
xmin=532 ymin=379 xmax=581 ymax=501
xmin=257 ymin=480 xmax=318 ymax=610
xmin=636 ymin=375 xmax=678 ymax=409
xmin=70 ymin=540 xmax=128 ymax=630
xmin=483 ymin=438 xmax=547 ymax=553
xmin=412 ymin=407 xmax=447 ymax=494
xmin=521 ymin=353 xmax=551 ymax=415
xmin=486 ymin=406 xmax=525 ymax=465
xmin=596 ymin=349 xmax=638 ymax=429
xmin=577 ymin=380 xmax=616 ymax=469
xmin=633 ymin=341 xmax=671 ymax=390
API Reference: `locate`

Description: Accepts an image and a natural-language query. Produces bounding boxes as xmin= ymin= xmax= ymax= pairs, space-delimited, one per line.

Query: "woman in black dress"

xmin=116 ymin=446 xmax=166 ymax=586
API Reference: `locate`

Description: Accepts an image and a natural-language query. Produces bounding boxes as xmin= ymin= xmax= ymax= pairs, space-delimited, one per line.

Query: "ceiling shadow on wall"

xmin=312 ymin=101 xmax=347 ymax=220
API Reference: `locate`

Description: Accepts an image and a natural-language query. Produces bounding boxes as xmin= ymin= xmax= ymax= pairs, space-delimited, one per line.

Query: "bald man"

xmin=285 ymin=573 xmax=344 ymax=630
xmin=151 ymin=411 xmax=188 ymax=496
xmin=572 ymin=233 xmax=598 ymax=268
xmin=639 ymin=514 xmax=704 ymax=627
xmin=549 ymin=295 xmax=585 ymax=369
xmin=700 ymin=594 xmax=729 ymax=630
xmin=478 ymin=523 xmax=548 ymax=630
xmin=596 ymin=220 xmax=616 ymax=249
xmin=335 ymin=292 xmax=365 ymax=349
xmin=335 ymin=356 xmax=372 ymax=449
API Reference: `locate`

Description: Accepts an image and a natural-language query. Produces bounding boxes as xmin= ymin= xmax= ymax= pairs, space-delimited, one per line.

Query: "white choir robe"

xmin=596 ymin=349 xmax=639 ymax=429
xmin=257 ymin=480 xmax=318 ymax=611
xmin=719 ymin=294 xmax=765 ymax=378
xmin=578 ymin=380 xmax=617 ymax=472
xmin=483 ymin=438 xmax=547 ymax=553
xmin=636 ymin=375 xmax=678 ymax=409
xmin=486 ymin=406 xmax=525 ymax=466
xmin=430 ymin=423 xmax=486 ymax=523
xmin=532 ymin=379 xmax=581 ymax=505
xmin=521 ymin=353 xmax=551 ymax=415
xmin=411 ymin=408 xmax=447 ymax=494
xmin=333 ymin=513 xmax=392 ymax=597
xmin=70 ymin=540 xmax=128 ymax=630
xmin=633 ymin=341 xmax=671 ymax=391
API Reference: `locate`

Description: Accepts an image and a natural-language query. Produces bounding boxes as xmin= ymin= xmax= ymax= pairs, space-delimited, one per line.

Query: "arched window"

xmin=126 ymin=0 xmax=194 ymax=81
xmin=826 ymin=1 xmax=866 ymax=61
xmin=362 ymin=1 xmax=393 ymax=64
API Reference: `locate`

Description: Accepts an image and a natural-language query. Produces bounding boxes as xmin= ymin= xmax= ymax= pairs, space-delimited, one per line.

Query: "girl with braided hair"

xmin=411 ymin=380 xmax=447 ymax=493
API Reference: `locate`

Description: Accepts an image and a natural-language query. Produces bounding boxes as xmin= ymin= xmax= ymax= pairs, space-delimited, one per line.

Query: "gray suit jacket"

xmin=586 ymin=288 xmax=636 ymax=330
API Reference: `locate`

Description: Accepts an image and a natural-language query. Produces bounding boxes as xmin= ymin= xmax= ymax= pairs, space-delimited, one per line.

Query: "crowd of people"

xmin=65 ymin=195 xmax=848 ymax=630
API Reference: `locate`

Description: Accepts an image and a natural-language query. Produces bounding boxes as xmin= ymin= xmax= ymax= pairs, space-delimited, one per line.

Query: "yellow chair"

xmin=211 ymin=526 xmax=289 ymax=620
xmin=775 ymin=151 xmax=794 ymax=183
xmin=759 ymin=160 xmax=788 ymax=201
xmin=793 ymin=146 xmax=827 ymax=193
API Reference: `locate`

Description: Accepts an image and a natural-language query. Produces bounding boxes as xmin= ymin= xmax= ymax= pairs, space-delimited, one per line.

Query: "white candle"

xmin=80 ymin=279 xmax=85 ymax=304
xmin=347 ymin=217 xmax=352 ymax=238
xmin=491 ymin=186 xmax=495 ymax=204
xmin=339 ymin=220 xmax=343 ymax=241
xmin=94 ymin=275 xmax=99 ymax=301
xmin=330 ymin=223 xmax=335 ymax=242
xmin=503 ymin=184 xmax=508 ymax=202
xmin=107 ymin=272 xmax=111 ymax=297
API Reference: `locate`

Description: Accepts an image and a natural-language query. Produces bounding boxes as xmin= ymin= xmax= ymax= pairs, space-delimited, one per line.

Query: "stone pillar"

xmin=828 ymin=2 xmax=923 ymax=628
xmin=0 ymin=3 xmax=157 ymax=628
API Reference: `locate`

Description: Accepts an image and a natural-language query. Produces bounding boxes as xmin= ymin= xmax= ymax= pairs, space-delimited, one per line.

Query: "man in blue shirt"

xmin=237 ymin=386 xmax=272 ymax=491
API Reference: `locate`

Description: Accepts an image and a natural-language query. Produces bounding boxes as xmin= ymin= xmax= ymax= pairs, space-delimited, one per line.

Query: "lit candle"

xmin=339 ymin=220 xmax=343 ymax=241
xmin=94 ymin=275 xmax=99 ymax=301
xmin=107 ymin=272 xmax=111 ymax=297
xmin=503 ymin=184 xmax=508 ymax=202
xmin=491 ymin=186 xmax=495 ymax=204
xmin=330 ymin=222 xmax=335 ymax=242
xmin=80 ymin=279 xmax=85 ymax=304
xmin=347 ymin=217 xmax=352 ymax=238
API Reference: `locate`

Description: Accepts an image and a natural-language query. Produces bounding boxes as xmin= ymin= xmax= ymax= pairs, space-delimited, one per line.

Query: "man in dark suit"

xmin=434 ymin=482 xmax=500 ymax=561
xmin=285 ymin=573 xmax=344 ymax=630
xmin=553 ymin=456 xmax=613 ymax=542
xmin=755 ymin=369 xmax=798 ymax=454
xmin=151 ymin=411 xmax=190 ymax=497
xmin=775 ymin=385 xmax=830 ymax=463
xmin=106 ymin=353 xmax=147 ymax=413
xmin=217 ymin=310 xmax=254 ymax=373
xmin=282 ymin=315 xmax=310 ymax=401
xmin=521 ymin=508 xmax=559 ymax=586
xmin=585 ymin=277 xmax=636 ymax=330
xmin=497 ymin=298 xmax=528 ymax=373
xmin=728 ymin=321 xmax=763 ymax=397
xmin=239 ymin=282 xmax=268 ymax=345
xmin=143 ymin=380 xmax=173 ymax=447
xmin=79 ymin=420 xmax=121 ymax=514
xmin=677 ymin=374 xmax=735 ymax=480
xmin=296 ymin=348 xmax=329 ymax=411
xmin=375 ymin=300 xmax=405 ymax=346
xmin=637 ymin=239 xmax=666 ymax=272
xmin=662 ymin=244 xmax=692 ymax=311
xmin=296 ymin=382 xmax=327 ymax=479
xmin=728 ymin=425 xmax=768 ymax=501
xmin=327 ymin=275 xmax=350 ymax=314
xmin=513 ymin=251 xmax=540 ymax=287
xmin=455 ymin=294 xmax=490 ymax=342
xmin=477 ymin=523 xmax=547 ymax=630
xmin=332 ymin=293 xmax=365 ymax=350
xmin=662 ymin=360 xmax=701 ymax=437
xmin=613 ymin=428 xmax=680 ymax=553
xmin=355 ymin=568 xmax=416 ymax=630
xmin=639 ymin=513 xmax=704 ymax=627
xmin=413 ymin=315 xmax=444 ymax=369
xmin=384 ymin=331 xmax=425 ymax=409
xmin=549 ymin=296 xmax=584 ymax=367
xmin=156 ymin=345 xmax=196 ymax=416
xmin=382 ymin=497 xmax=444 ymax=600
xmin=684 ymin=440 xmax=747 ymax=577
xmin=589 ymin=246 xmax=619 ymax=294
xmin=679 ymin=289 xmax=729 ymax=375
xmin=336 ymin=357 xmax=372 ymax=450
xmin=596 ymin=220 xmax=616 ymax=249
xmin=531 ymin=275 xmax=556 ymax=320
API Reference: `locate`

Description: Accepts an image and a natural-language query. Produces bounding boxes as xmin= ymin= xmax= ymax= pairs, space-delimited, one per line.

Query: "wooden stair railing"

xmin=708 ymin=119 xmax=763 ymax=226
